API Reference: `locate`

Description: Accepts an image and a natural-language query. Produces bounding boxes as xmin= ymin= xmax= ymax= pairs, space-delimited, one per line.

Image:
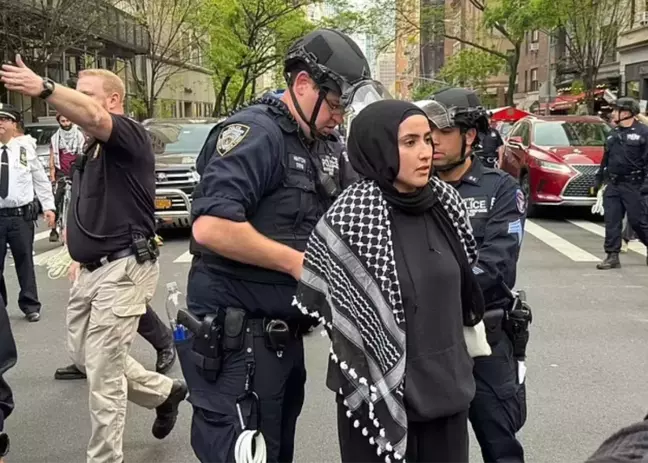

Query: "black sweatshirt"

xmin=391 ymin=207 xmax=475 ymax=421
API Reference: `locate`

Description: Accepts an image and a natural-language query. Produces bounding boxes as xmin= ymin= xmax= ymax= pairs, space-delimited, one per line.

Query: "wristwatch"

xmin=39 ymin=78 xmax=55 ymax=100
xmin=0 ymin=432 xmax=9 ymax=457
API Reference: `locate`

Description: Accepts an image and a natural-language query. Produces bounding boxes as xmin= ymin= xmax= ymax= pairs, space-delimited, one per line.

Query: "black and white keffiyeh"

xmin=293 ymin=176 xmax=477 ymax=462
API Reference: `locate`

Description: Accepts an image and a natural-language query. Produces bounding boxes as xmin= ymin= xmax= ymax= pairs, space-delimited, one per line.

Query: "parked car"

xmin=24 ymin=121 xmax=58 ymax=170
xmin=499 ymin=115 xmax=611 ymax=216
xmin=145 ymin=118 xmax=220 ymax=228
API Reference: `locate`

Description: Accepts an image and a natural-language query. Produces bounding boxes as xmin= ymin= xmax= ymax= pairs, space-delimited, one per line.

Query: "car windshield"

xmin=146 ymin=123 xmax=214 ymax=154
xmin=499 ymin=123 xmax=513 ymax=137
xmin=24 ymin=126 xmax=58 ymax=146
xmin=533 ymin=121 xmax=611 ymax=147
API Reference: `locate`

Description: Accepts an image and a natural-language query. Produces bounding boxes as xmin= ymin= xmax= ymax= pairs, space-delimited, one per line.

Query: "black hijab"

xmin=347 ymin=100 xmax=437 ymax=214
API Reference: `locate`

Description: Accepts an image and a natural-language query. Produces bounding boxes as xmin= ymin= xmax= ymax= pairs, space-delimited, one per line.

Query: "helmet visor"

xmin=415 ymin=100 xmax=455 ymax=129
xmin=342 ymin=80 xmax=392 ymax=130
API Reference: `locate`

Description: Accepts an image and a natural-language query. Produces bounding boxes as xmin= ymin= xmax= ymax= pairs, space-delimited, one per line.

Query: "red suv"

xmin=500 ymin=115 xmax=611 ymax=215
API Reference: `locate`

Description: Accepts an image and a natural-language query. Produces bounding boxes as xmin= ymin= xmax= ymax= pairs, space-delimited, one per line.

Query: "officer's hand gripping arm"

xmin=191 ymin=118 xmax=305 ymax=280
xmin=473 ymin=178 xmax=525 ymax=307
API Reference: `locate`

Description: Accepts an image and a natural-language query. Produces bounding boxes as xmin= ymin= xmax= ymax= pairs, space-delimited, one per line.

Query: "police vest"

xmin=190 ymin=100 xmax=325 ymax=284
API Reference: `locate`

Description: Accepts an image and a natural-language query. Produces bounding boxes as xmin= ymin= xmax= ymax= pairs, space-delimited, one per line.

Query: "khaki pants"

xmin=66 ymin=256 xmax=174 ymax=463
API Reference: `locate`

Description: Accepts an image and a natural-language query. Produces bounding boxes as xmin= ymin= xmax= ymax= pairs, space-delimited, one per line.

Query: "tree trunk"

xmin=583 ymin=70 xmax=596 ymax=114
xmin=214 ymin=75 xmax=232 ymax=116
xmin=505 ymin=46 xmax=521 ymax=106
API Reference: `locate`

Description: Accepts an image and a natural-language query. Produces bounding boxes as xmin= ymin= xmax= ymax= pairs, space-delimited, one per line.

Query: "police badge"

xmin=216 ymin=124 xmax=250 ymax=156
xmin=19 ymin=146 xmax=27 ymax=167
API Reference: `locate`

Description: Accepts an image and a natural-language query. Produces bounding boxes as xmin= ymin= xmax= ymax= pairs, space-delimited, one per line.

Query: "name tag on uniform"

xmin=289 ymin=154 xmax=307 ymax=172
xmin=627 ymin=133 xmax=641 ymax=141
xmin=19 ymin=146 xmax=27 ymax=166
xmin=464 ymin=196 xmax=489 ymax=217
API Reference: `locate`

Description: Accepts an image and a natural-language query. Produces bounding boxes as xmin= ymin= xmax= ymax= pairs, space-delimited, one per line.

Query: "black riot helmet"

xmin=415 ymin=87 xmax=490 ymax=171
xmin=283 ymin=29 xmax=387 ymax=139
xmin=612 ymin=97 xmax=641 ymax=124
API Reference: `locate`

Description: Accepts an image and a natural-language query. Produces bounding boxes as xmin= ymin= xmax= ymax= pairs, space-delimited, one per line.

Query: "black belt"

xmin=82 ymin=248 xmax=134 ymax=272
xmin=0 ymin=207 xmax=24 ymax=217
xmin=609 ymin=171 xmax=643 ymax=184
xmin=246 ymin=317 xmax=303 ymax=338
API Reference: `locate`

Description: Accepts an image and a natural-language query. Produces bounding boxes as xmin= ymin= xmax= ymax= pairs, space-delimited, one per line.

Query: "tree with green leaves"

xmin=536 ymin=0 xmax=630 ymax=112
xmin=204 ymin=0 xmax=315 ymax=116
xmin=368 ymin=0 xmax=553 ymax=105
xmin=437 ymin=49 xmax=506 ymax=91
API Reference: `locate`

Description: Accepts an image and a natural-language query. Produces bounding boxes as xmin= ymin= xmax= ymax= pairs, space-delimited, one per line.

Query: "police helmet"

xmin=416 ymin=87 xmax=489 ymax=134
xmin=284 ymin=29 xmax=372 ymax=105
xmin=612 ymin=97 xmax=640 ymax=116
xmin=0 ymin=103 xmax=20 ymax=123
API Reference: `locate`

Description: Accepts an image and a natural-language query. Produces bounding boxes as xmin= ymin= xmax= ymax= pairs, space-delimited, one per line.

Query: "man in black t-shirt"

xmin=0 ymin=58 xmax=187 ymax=463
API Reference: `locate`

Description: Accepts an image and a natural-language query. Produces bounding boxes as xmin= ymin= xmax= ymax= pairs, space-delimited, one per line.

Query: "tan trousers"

xmin=66 ymin=256 xmax=174 ymax=463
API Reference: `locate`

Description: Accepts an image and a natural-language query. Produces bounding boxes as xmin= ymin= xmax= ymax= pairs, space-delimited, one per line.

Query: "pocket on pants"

xmin=111 ymin=303 xmax=146 ymax=318
xmin=191 ymin=401 xmax=239 ymax=463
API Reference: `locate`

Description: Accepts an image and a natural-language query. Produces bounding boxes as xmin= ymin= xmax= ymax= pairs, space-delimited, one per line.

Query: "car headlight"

xmin=536 ymin=159 xmax=573 ymax=174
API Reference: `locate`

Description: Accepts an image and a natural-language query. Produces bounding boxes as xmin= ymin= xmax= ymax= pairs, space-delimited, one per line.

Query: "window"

xmin=524 ymin=70 xmax=528 ymax=92
xmin=530 ymin=68 xmax=538 ymax=91
xmin=519 ymin=123 xmax=530 ymax=145
xmin=531 ymin=30 xmax=540 ymax=42
xmin=533 ymin=121 xmax=612 ymax=147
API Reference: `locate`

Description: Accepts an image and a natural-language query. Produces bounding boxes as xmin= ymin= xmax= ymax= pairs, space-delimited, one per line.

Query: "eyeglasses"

xmin=323 ymin=97 xmax=344 ymax=115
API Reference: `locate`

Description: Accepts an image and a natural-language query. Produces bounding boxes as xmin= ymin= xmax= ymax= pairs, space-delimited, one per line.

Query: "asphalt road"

xmin=4 ymin=209 xmax=648 ymax=463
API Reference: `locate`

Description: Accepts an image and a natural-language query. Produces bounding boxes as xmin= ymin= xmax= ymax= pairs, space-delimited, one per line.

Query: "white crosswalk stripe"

xmin=174 ymin=251 xmax=192 ymax=263
xmin=568 ymin=220 xmax=647 ymax=256
xmin=524 ymin=219 xmax=600 ymax=262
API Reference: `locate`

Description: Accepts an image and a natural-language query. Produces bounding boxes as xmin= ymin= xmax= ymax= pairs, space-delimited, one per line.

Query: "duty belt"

xmin=246 ymin=317 xmax=303 ymax=339
xmin=82 ymin=248 xmax=134 ymax=272
xmin=0 ymin=206 xmax=25 ymax=217
xmin=609 ymin=171 xmax=644 ymax=184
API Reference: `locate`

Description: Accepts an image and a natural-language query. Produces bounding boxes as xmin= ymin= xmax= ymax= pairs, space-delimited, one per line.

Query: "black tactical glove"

xmin=589 ymin=178 xmax=603 ymax=197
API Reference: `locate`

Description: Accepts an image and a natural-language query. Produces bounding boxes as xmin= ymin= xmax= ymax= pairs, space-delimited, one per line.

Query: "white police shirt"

xmin=0 ymin=138 xmax=55 ymax=211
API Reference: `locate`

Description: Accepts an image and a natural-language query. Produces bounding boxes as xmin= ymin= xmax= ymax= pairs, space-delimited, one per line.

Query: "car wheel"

xmin=520 ymin=173 xmax=536 ymax=217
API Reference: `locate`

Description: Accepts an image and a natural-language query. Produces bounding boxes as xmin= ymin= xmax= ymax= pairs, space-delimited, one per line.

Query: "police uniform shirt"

xmin=450 ymin=157 xmax=526 ymax=308
xmin=0 ymin=138 xmax=54 ymax=211
xmin=601 ymin=120 xmax=648 ymax=177
xmin=191 ymin=100 xmax=323 ymax=319
xmin=66 ymin=115 xmax=156 ymax=264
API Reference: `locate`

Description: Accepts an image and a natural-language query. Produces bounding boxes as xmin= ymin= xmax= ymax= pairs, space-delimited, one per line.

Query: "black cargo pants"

xmin=177 ymin=321 xmax=306 ymax=463
xmin=603 ymin=182 xmax=648 ymax=253
xmin=469 ymin=335 xmax=527 ymax=463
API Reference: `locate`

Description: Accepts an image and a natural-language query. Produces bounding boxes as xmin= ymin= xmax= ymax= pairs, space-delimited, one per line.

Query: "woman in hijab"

xmin=294 ymin=100 xmax=487 ymax=463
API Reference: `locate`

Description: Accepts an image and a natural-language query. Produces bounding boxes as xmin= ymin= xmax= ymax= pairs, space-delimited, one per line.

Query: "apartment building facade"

xmin=618 ymin=9 xmax=648 ymax=103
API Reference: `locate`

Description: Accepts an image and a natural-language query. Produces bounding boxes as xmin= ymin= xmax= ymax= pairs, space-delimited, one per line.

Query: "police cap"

xmin=612 ymin=97 xmax=640 ymax=116
xmin=0 ymin=103 xmax=20 ymax=122
xmin=284 ymin=29 xmax=372 ymax=99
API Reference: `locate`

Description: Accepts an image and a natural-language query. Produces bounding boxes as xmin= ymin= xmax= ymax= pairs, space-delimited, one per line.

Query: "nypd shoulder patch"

xmin=516 ymin=189 xmax=526 ymax=214
xmin=19 ymin=146 xmax=27 ymax=166
xmin=216 ymin=124 xmax=250 ymax=156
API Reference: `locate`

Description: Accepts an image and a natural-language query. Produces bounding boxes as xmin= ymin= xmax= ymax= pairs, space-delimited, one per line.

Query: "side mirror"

xmin=508 ymin=136 xmax=524 ymax=149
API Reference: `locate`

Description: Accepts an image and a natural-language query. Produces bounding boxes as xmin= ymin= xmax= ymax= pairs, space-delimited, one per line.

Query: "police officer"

xmin=478 ymin=112 xmax=505 ymax=169
xmin=594 ymin=97 xmax=648 ymax=270
xmin=181 ymin=28 xmax=376 ymax=462
xmin=418 ymin=88 xmax=528 ymax=463
xmin=0 ymin=103 xmax=55 ymax=323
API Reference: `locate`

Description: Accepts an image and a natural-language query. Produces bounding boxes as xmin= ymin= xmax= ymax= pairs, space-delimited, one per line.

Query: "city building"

xmin=618 ymin=9 xmax=648 ymax=103
xmin=376 ymin=52 xmax=397 ymax=95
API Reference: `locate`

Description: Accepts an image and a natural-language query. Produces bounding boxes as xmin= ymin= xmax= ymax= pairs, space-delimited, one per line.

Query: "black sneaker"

xmin=152 ymin=380 xmax=187 ymax=439
xmin=26 ymin=312 xmax=40 ymax=322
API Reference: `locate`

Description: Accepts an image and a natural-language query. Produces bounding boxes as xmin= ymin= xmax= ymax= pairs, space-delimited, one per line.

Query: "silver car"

xmin=24 ymin=122 xmax=59 ymax=170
